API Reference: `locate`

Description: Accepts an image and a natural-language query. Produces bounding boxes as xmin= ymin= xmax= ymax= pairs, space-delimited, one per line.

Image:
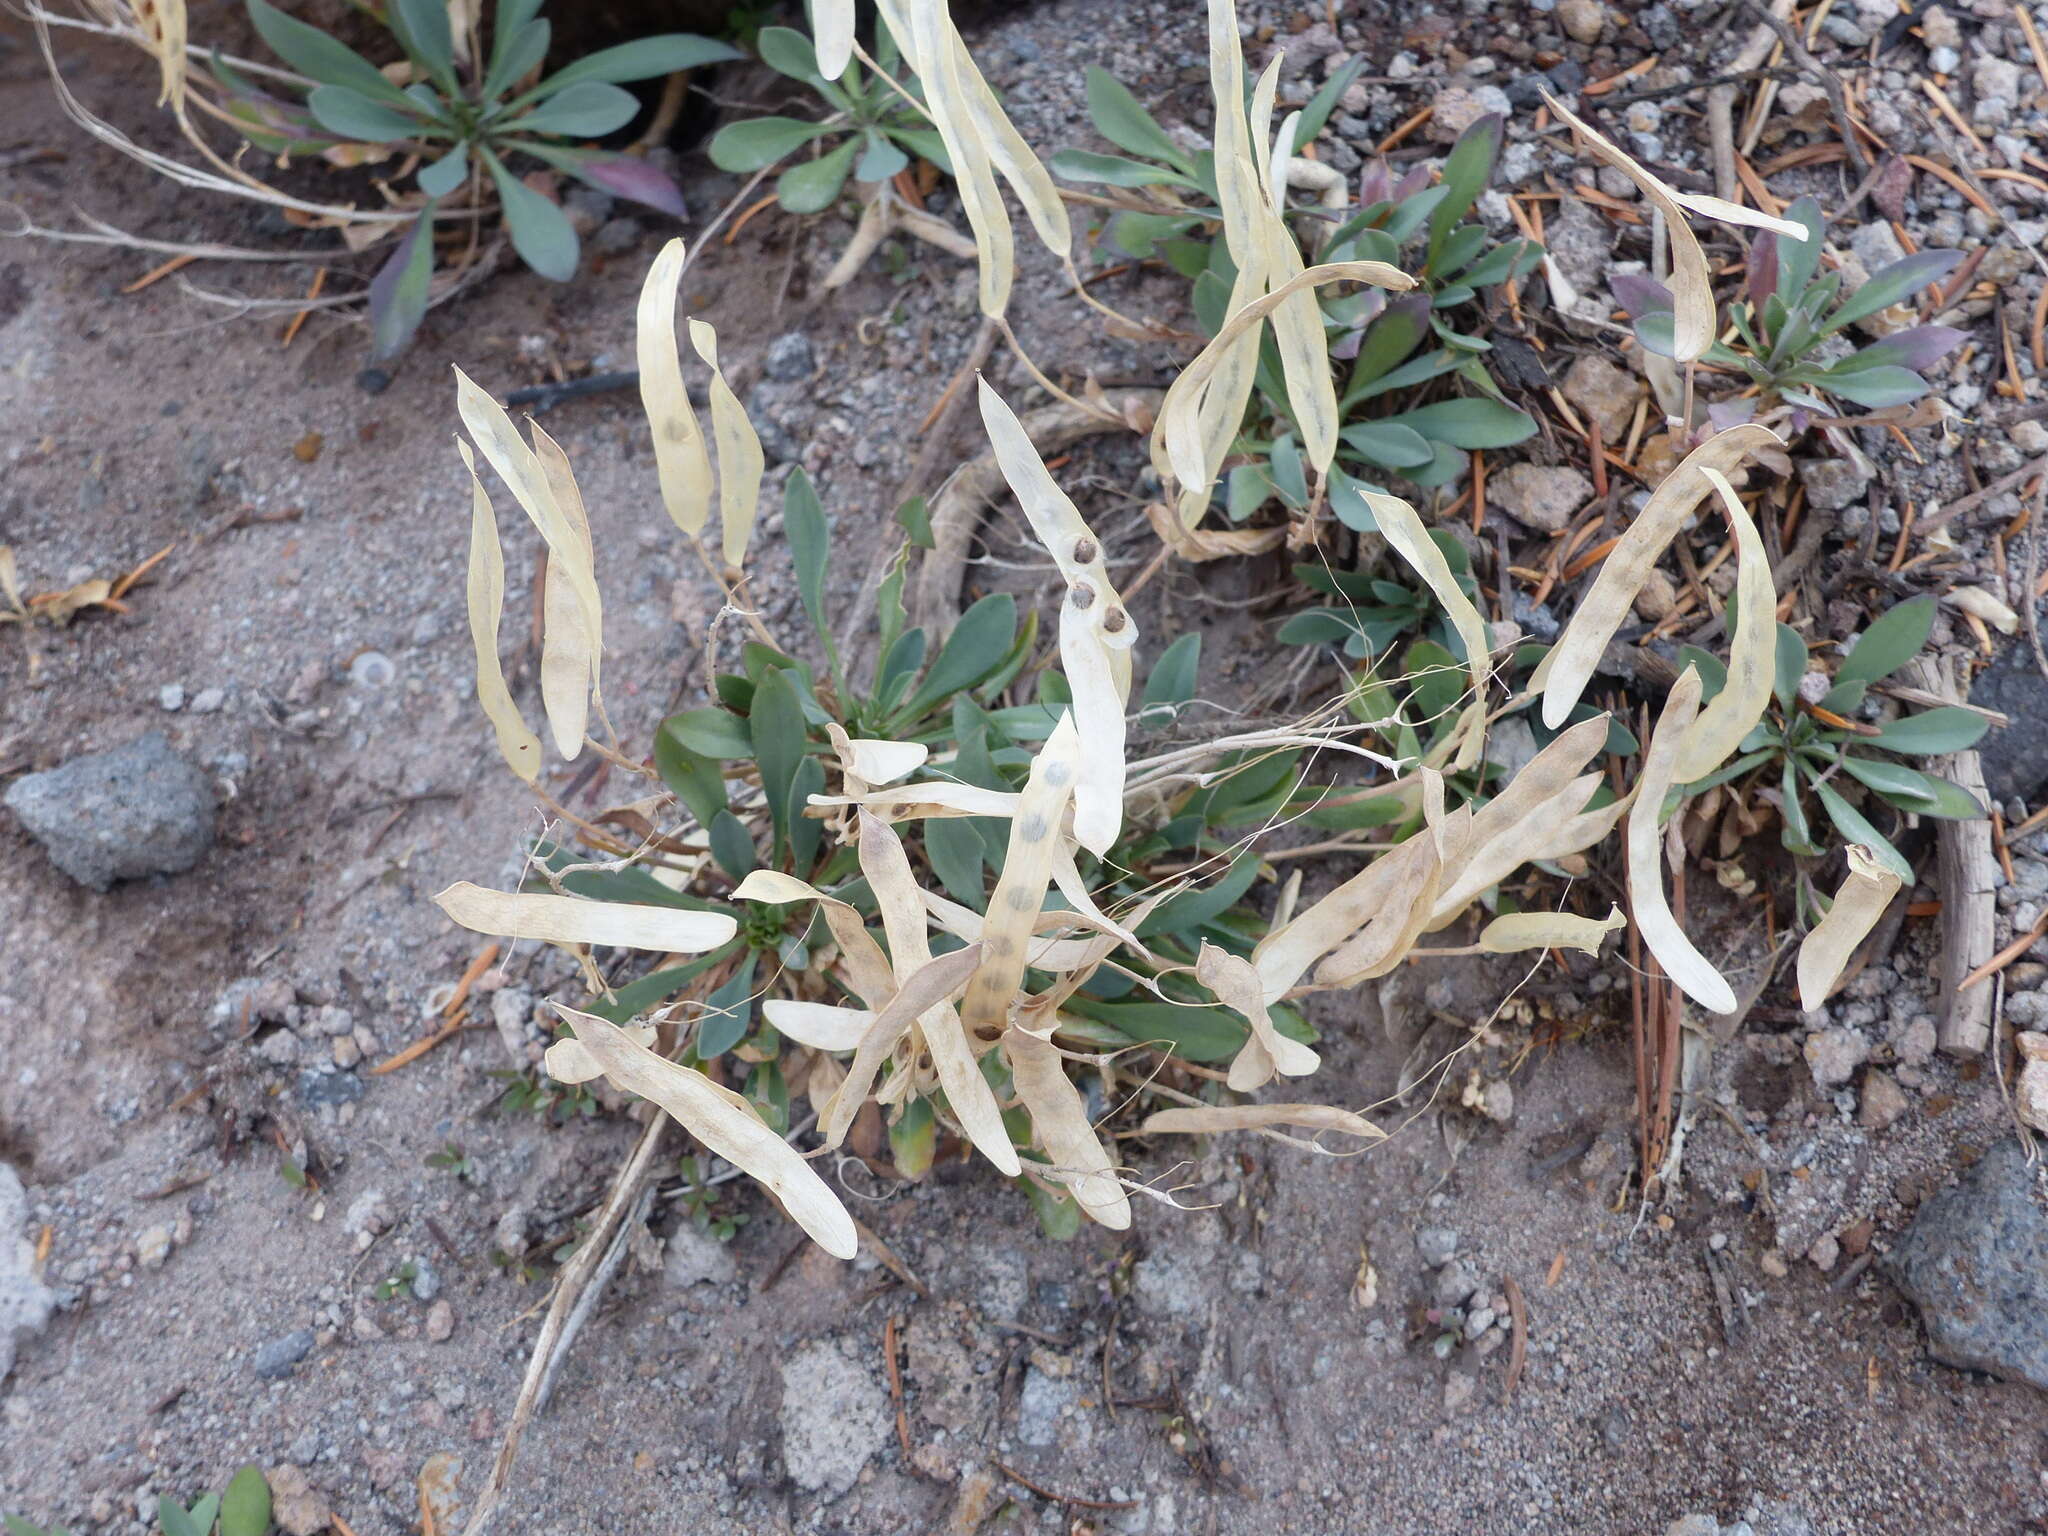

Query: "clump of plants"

xmin=1612 ymin=193 xmax=1965 ymax=418
xmin=1056 ymin=70 xmax=1542 ymax=519
xmin=1680 ymin=594 xmax=1987 ymax=880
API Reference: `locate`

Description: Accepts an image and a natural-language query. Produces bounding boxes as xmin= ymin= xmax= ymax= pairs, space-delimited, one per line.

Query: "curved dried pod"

xmin=634 ymin=238 xmax=713 ymax=536
xmin=1429 ymin=715 xmax=1610 ymax=924
xmin=547 ymin=1005 xmax=856 ymax=1259
xmin=688 ymin=319 xmax=764 ymax=567
xmin=1673 ymin=466 xmax=1776 ymax=782
xmin=1003 ymin=1025 xmax=1131 ymax=1229
xmin=455 ymin=440 xmax=541 ymax=783
xmin=1535 ymin=423 xmax=1782 ymax=730
xmin=1201 ymin=940 xmax=1320 ymax=1093
xmin=1363 ymin=487 xmax=1494 ymax=769
xmin=1139 ymin=1102 xmax=1384 ymax=1147
xmin=1627 ymin=666 xmax=1737 ymax=1013
xmin=1796 ymin=846 xmax=1903 ymax=1010
xmin=1540 ymin=89 xmax=1806 ymax=361
xmin=434 ymin=882 xmax=737 ymax=953
xmin=1479 ymin=906 xmax=1627 ymax=955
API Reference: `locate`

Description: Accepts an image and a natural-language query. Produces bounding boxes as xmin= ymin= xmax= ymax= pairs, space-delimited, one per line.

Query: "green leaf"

xmin=480 ymin=146 xmax=578 ymax=280
xmin=1428 ymin=112 xmax=1502 ymax=267
xmin=695 ymin=953 xmax=758 ymax=1059
xmin=777 ymin=136 xmax=860 ymax=213
xmin=367 ymin=204 xmax=437 ymax=361
xmin=1048 ymin=147 xmax=1194 ymax=188
xmin=306 ymin=84 xmax=423 ymax=141
xmin=749 ymin=666 xmax=808 ymax=856
xmin=665 ymin=706 xmax=753 ymax=758
xmin=708 ymin=116 xmax=827 ymax=173
xmin=484 ymin=17 xmax=550 ymax=101
xmin=855 ymin=129 xmax=909 ymax=183
xmin=1825 ymin=249 xmax=1962 ymax=334
xmin=1867 ymin=706 xmax=1988 ymax=756
xmin=1018 ymin=1173 xmax=1082 ymax=1239
xmin=1339 ymin=420 xmax=1435 ymax=470
xmin=896 ymin=494 xmax=934 ymax=549
xmin=1083 ymin=65 xmax=1191 ymax=172
xmin=220 ymin=1465 xmax=273 ymax=1536
xmin=783 ymin=469 xmax=833 ymax=653
xmin=654 ymin=724 xmax=729 ymax=828
xmin=1837 ymin=596 xmax=1934 ymax=687
xmin=1140 ymin=632 xmax=1202 ymax=718
xmin=901 ymin=594 xmax=1016 ymax=719
xmin=529 ymin=33 xmax=741 ymax=95
xmin=787 ymin=755 xmax=826 ymax=871
xmin=925 ymin=816 xmax=987 ymax=909
xmin=1839 ymin=757 xmax=1984 ymax=818
xmin=393 ymin=0 xmax=455 ymax=83
xmin=1292 ymin=54 xmax=1366 ymax=152
xmin=515 ymin=80 xmax=642 ymax=138
xmin=756 ymin=24 xmax=821 ymax=79
xmin=156 ymin=1499 xmax=204 ymax=1536
xmin=1063 ymin=998 xmax=1247 ymax=1062
xmin=889 ymin=1096 xmax=937 ymax=1178
xmin=1384 ymin=397 xmax=1535 ymax=449
xmin=709 ymin=810 xmax=757 ymax=879
xmin=1817 ymin=365 xmax=1929 ymax=409
xmin=418 ymin=141 xmax=468 ymax=196
xmin=871 ymin=627 xmax=926 ymax=717
xmin=583 ymin=943 xmax=736 ymax=1024
xmin=246 ymin=0 xmax=413 ymax=104
xmin=1773 ymin=623 xmax=1809 ymax=705
xmin=1135 ymin=852 xmax=1260 ymax=939
xmin=1812 ymin=781 xmax=1912 ymax=878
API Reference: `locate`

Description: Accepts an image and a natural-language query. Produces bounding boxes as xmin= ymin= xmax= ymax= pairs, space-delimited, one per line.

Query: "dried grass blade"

xmin=1796 ymin=846 xmax=1903 ymax=1010
xmin=1139 ymin=1102 xmax=1385 ymax=1141
xmin=1675 ymin=466 xmax=1775 ymax=782
xmin=635 ymin=238 xmax=713 ymax=536
xmin=456 ymin=440 xmax=541 ymax=782
xmin=435 ymin=881 xmax=738 ymax=952
xmin=1479 ymin=906 xmax=1627 ymax=955
xmin=1003 ymin=1025 xmax=1131 ymax=1229
xmin=687 ymin=319 xmax=763 ymax=566
xmin=548 ymin=1004 xmax=856 ymax=1258
xmin=1537 ymin=424 xmax=1781 ymax=728
xmin=1628 ymin=667 xmax=1737 ymax=1013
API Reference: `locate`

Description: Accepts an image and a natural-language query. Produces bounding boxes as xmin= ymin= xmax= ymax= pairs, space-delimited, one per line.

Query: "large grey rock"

xmin=1885 ymin=1139 xmax=2048 ymax=1390
xmin=1969 ymin=640 xmax=2048 ymax=805
xmin=3 ymin=732 xmax=215 ymax=890
xmin=778 ymin=1340 xmax=891 ymax=1496
xmin=1 ymin=1163 xmax=55 ymax=1384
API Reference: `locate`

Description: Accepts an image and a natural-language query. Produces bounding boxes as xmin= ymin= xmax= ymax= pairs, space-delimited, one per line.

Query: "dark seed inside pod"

xmin=1072 ymin=536 xmax=1099 ymax=565
xmin=974 ymin=1023 xmax=1003 ymax=1043
xmin=1103 ymin=607 xmax=1129 ymax=633
xmin=1070 ymin=581 xmax=1097 ymax=610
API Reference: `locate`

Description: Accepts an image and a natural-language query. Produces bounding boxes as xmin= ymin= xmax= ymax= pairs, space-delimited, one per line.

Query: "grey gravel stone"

xmin=252 ymin=1327 xmax=315 ymax=1380
xmin=662 ymin=1223 xmax=738 ymax=1288
xmin=295 ymin=1068 xmax=364 ymax=1107
xmin=778 ymin=1340 xmax=891 ymax=1495
xmin=1886 ymin=1138 xmax=2048 ymax=1390
xmin=1 ymin=1163 xmax=54 ymax=1384
xmin=1795 ymin=456 xmax=1872 ymax=513
xmin=762 ymin=331 xmax=816 ymax=382
xmin=1417 ymin=1227 xmax=1461 ymax=1268
xmin=3 ymin=732 xmax=216 ymax=890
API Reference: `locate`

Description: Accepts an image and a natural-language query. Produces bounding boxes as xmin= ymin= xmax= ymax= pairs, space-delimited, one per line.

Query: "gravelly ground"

xmin=4 ymin=2 xmax=2046 ymax=1533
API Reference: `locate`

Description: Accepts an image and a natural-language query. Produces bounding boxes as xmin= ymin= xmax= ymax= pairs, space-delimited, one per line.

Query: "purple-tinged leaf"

xmin=368 ymin=204 xmax=437 ymax=360
xmin=1835 ymin=324 xmax=1966 ymax=374
xmin=1358 ymin=162 xmax=1390 ymax=209
xmin=1746 ymin=229 xmax=1777 ymax=308
xmin=1706 ymin=398 xmax=1757 ymax=432
xmin=1817 ymin=365 xmax=1931 ymax=409
xmin=576 ymin=155 xmax=689 ymax=219
xmin=1391 ymin=164 xmax=1431 ymax=201
xmin=1609 ymin=271 xmax=1674 ymax=320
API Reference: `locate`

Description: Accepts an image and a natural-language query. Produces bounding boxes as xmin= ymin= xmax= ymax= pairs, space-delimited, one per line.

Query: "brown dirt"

xmin=1 ymin=6 xmax=2041 ymax=1536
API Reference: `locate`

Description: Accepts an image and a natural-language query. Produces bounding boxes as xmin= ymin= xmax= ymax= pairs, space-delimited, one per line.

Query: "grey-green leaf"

xmin=516 ymin=80 xmax=642 ymax=138
xmin=368 ymin=204 xmax=437 ymax=361
xmin=1866 ymin=706 xmax=1988 ymax=756
xmin=783 ymin=469 xmax=833 ymax=652
xmin=1384 ymin=397 xmax=1534 ymax=450
xmin=418 ymin=141 xmax=468 ymax=197
xmin=749 ymin=667 xmax=808 ymax=854
xmin=1141 ymin=632 xmax=1202 ymax=714
xmin=1837 ymin=596 xmax=1933 ymax=687
xmin=532 ymin=33 xmax=742 ymax=93
xmin=665 ymin=706 xmax=754 ymax=759
xmin=709 ymin=809 xmax=757 ymax=879
xmin=901 ymin=594 xmax=1016 ymax=718
xmin=220 ymin=1466 xmax=272 ymax=1536
xmin=393 ymin=0 xmax=455 ymax=81
xmin=482 ymin=148 xmax=579 ymax=280
xmin=307 ymin=84 xmax=423 ymax=142
xmin=1083 ymin=65 xmax=1191 ymax=173
xmin=246 ymin=0 xmax=413 ymax=104
xmin=1812 ymin=781 xmax=1912 ymax=879
xmin=1773 ymin=623 xmax=1809 ymax=705
xmin=709 ymin=116 xmax=828 ymax=173
xmin=776 ymin=135 xmax=860 ymax=214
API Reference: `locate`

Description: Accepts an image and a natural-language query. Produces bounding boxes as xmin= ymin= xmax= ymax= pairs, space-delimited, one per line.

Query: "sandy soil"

xmin=3 ymin=4 xmax=2043 ymax=1535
